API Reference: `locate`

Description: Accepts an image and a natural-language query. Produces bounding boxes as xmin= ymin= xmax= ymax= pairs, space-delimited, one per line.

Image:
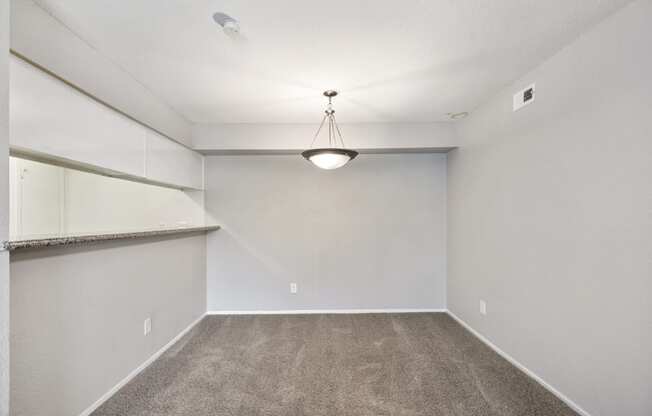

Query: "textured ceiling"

xmin=33 ymin=0 xmax=630 ymax=123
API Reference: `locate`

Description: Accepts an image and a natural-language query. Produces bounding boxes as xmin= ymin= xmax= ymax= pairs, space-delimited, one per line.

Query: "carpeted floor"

xmin=92 ymin=313 xmax=578 ymax=416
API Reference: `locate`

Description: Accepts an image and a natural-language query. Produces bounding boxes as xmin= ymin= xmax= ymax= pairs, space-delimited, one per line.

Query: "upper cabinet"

xmin=10 ymin=57 xmax=146 ymax=177
xmin=145 ymin=130 xmax=203 ymax=190
xmin=9 ymin=56 xmax=204 ymax=190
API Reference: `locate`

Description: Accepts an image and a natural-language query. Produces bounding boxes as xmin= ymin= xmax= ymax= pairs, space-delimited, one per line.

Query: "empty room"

xmin=0 ymin=0 xmax=650 ymax=415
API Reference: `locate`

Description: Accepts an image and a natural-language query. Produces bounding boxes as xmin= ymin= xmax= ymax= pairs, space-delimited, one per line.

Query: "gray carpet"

xmin=92 ymin=313 xmax=577 ymax=415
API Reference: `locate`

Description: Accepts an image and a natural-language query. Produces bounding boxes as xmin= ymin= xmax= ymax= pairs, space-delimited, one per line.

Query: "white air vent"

xmin=513 ymin=83 xmax=535 ymax=111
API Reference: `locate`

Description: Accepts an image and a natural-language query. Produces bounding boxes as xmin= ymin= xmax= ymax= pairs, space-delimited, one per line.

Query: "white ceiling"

xmin=33 ymin=0 xmax=630 ymax=124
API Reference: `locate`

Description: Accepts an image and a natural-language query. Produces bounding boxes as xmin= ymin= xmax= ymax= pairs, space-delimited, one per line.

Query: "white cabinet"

xmin=10 ymin=56 xmax=205 ymax=190
xmin=145 ymin=130 xmax=203 ymax=190
xmin=10 ymin=57 xmax=146 ymax=177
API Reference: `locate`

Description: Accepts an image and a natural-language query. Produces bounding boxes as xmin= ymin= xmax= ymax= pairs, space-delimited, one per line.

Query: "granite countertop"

xmin=3 ymin=225 xmax=220 ymax=251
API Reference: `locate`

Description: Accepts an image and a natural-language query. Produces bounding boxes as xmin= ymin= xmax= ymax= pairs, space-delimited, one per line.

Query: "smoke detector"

xmin=213 ymin=12 xmax=240 ymax=36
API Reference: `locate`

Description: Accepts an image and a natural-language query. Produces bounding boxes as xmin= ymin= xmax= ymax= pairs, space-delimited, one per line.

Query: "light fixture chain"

xmin=332 ymin=114 xmax=346 ymax=148
xmin=309 ymin=114 xmax=328 ymax=149
xmin=328 ymin=115 xmax=333 ymax=147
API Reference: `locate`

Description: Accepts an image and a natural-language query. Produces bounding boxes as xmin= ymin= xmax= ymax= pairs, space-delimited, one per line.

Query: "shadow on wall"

xmin=207 ymin=227 xmax=301 ymax=311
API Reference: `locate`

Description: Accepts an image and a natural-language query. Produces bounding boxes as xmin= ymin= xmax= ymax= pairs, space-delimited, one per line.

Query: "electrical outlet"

xmin=290 ymin=283 xmax=298 ymax=294
xmin=479 ymin=300 xmax=487 ymax=316
xmin=144 ymin=318 xmax=152 ymax=335
xmin=513 ymin=83 xmax=535 ymax=111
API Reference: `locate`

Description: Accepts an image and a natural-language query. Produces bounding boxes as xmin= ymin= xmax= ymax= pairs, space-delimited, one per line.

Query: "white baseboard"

xmin=446 ymin=311 xmax=591 ymax=416
xmin=78 ymin=313 xmax=206 ymax=416
xmin=76 ymin=309 xmax=587 ymax=416
xmin=206 ymin=308 xmax=446 ymax=315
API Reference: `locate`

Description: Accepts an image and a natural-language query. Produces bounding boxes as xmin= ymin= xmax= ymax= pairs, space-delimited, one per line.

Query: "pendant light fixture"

xmin=302 ymin=90 xmax=358 ymax=170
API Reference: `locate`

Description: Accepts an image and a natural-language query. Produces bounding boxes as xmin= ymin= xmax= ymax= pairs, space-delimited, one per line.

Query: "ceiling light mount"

xmin=448 ymin=111 xmax=469 ymax=120
xmin=213 ymin=12 xmax=240 ymax=36
xmin=301 ymin=91 xmax=358 ymax=170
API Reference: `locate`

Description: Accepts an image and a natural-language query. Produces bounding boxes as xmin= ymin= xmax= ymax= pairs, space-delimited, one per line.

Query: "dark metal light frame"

xmin=301 ymin=147 xmax=359 ymax=161
xmin=301 ymin=90 xmax=359 ymax=167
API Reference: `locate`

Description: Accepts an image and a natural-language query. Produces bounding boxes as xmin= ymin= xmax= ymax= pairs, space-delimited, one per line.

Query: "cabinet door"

xmin=145 ymin=130 xmax=203 ymax=190
xmin=10 ymin=57 xmax=146 ymax=177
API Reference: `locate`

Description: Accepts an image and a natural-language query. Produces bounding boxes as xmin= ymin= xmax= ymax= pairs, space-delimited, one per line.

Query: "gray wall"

xmin=0 ymin=0 xmax=9 ymax=413
xmin=10 ymin=234 xmax=207 ymax=416
xmin=205 ymin=154 xmax=447 ymax=311
xmin=447 ymin=1 xmax=651 ymax=415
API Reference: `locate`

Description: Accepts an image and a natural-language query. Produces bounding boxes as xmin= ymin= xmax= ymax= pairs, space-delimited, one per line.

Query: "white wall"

xmin=63 ymin=166 xmax=205 ymax=235
xmin=0 ymin=0 xmax=9 ymax=413
xmin=205 ymin=154 xmax=447 ymax=312
xmin=447 ymin=1 xmax=652 ymax=415
xmin=9 ymin=157 xmax=206 ymax=239
xmin=10 ymin=233 xmax=207 ymax=416
xmin=62 ymin=164 xmax=205 ymax=235
xmin=192 ymin=122 xmax=457 ymax=153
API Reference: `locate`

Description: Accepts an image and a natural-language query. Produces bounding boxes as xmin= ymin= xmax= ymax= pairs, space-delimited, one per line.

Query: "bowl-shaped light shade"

xmin=301 ymin=148 xmax=359 ymax=170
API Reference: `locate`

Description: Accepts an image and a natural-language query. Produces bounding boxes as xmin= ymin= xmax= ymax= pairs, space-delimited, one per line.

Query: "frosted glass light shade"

xmin=308 ymin=153 xmax=350 ymax=170
xmin=301 ymin=148 xmax=358 ymax=170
